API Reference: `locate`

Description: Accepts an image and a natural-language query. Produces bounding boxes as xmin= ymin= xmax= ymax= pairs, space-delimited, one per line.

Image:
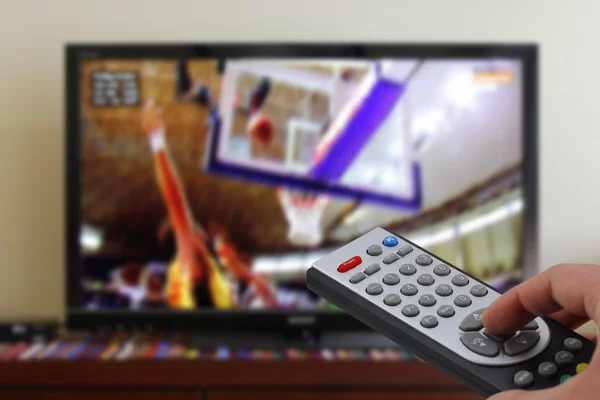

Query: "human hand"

xmin=141 ymin=99 xmax=164 ymax=136
xmin=483 ymin=264 xmax=599 ymax=399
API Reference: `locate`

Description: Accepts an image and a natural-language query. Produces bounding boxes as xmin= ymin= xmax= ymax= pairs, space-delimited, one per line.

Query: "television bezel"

xmin=66 ymin=43 xmax=538 ymax=332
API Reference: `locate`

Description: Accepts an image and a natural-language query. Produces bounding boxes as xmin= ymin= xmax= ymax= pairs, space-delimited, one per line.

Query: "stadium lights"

xmin=411 ymin=198 xmax=523 ymax=247
xmin=253 ymin=198 xmax=523 ymax=274
xmin=80 ymin=224 xmax=103 ymax=252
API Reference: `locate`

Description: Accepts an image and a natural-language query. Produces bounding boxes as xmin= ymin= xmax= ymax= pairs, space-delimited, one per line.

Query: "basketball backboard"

xmin=205 ymin=59 xmax=423 ymax=211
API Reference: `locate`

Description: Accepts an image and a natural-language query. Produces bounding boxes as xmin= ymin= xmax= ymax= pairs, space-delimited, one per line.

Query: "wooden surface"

xmin=0 ymin=360 xmax=467 ymax=388
xmin=0 ymin=360 xmax=484 ymax=400
xmin=0 ymin=360 xmax=483 ymax=400
xmin=209 ymin=392 xmax=483 ymax=400
xmin=0 ymin=391 xmax=199 ymax=400
xmin=0 ymin=390 xmax=483 ymax=400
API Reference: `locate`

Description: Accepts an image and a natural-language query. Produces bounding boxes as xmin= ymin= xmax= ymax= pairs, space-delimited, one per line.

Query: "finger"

xmin=483 ymin=264 xmax=600 ymax=335
xmin=550 ymin=309 xmax=590 ymax=330
xmin=581 ymin=333 xmax=597 ymax=343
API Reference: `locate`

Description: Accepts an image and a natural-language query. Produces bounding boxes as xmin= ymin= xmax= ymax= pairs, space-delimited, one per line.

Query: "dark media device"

xmin=66 ymin=44 xmax=538 ymax=346
xmin=0 ymin=322 xmax=59 ymax=343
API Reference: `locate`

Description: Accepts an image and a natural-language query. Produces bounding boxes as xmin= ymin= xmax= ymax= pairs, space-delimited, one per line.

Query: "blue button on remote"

xmin=382 ymin=236 xmax=398 ymax=247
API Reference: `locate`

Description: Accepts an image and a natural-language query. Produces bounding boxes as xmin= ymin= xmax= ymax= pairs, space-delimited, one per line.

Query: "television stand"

xmin=185 ymin=329 xmax=398 ymax=350
xmin=0 ymin=331 xmax=483 ymax=400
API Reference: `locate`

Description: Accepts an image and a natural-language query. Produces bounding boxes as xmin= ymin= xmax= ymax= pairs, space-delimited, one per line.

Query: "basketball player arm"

xmin=148 ymin=130 xmax=194 ymax=238
xmin=217 ymin=245 xmax=277 ymax=306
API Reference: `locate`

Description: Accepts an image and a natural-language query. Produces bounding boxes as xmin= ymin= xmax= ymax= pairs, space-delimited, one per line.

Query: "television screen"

xmin=77 ymin=54 xmax=527 ymax=313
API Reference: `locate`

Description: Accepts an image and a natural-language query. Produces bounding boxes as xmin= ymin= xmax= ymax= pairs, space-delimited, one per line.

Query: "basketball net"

xmin=277 ymin=188 xmax=329 ymax=247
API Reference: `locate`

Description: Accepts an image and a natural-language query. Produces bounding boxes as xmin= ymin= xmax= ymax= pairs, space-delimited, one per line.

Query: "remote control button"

xmin=366 ymin=283 xmax=384 ymax=296
xmin=577 ymin=363 xmax=589 ymax=374
xmin=402 ymin=304 xmax=420 ymax=317
xmin=349 ymin=272 xmax=367 ymax=284
xmin=435 ymin=284 xmax=453 ymax=297
xmin=555 ymin=351 xmax=575 ymax=366
xmin=366 ymin=245 xmax=383 ymax=256
xmin=400 ymin=283 xmax=418 ymax=296
xmin=504 ymin=331 xmax=540 ymax=356
xmin=459 ymin=308 xmax=485 ymax=331
xmin=382 ymin=236 xmax=398 ymax=247
xmin=397 ymin=244 xmax=413 ymax=256
xmin=420 ymin=315 xmax=438 ymax=328
xmin=383 ymin=293 xmax=402 ymax=306
xmin=560 ymin=375 xmax=572 ymax=384
xmin=415 ymin=254 xmax=433 ymax=266
xmin=437 ymin=305 xmax=455 ymax=318
xmin=513 ymin=370 xmax=534 ymax=388
xmin=400 ymin=263 xmax=416 ymax=276
xmin=482 ymin=329 xmax=512 ymax=343
xmin=460 ymin=332 xmax=499 ymax=357
xmin=383 ymin=253 xmax=400 ymax=265
xmin=364 ymin=263 xmax=381 ymax=276
xmin=433 ymin=264 xmax=450 ymax=276
xmin=454 ymin=295 xmax=472 ymax=307
xmin=521 ymin=320 xmax=539 ymax=330
xmin=419 ymin=294 xmax=436 ymax=307
xmin=338 ymin=256 xmax=362 ymax=273
xmin=383 ymin=273 xmax=400 ymax=286
xmin=451 ymin=275 xmax=469 ymax=286
xmin=564 ymin=338 xmax=583 ymax=353
xmin=470 ymin=285 xmax=488 ymax=297
xmin=417 ymin=274 xmax=434 ymax=286
xmin=538 ymin=362 xmax=558 ymax=378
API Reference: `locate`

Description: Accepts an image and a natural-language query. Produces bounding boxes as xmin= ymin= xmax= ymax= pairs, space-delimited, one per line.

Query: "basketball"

xmin=340 ymin=67 xmax=356 ymax=82
xmin=247 ymin=113 xmax=274 ymax=147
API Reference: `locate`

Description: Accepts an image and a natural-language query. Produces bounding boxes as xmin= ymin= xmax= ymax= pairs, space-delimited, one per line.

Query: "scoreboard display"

xmin=91 ymin=71 xmax=139 ymax=106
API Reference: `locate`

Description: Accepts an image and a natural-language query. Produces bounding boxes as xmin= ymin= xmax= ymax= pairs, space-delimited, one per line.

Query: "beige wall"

xmin=1 ymin=0 xmax=600 ymax=321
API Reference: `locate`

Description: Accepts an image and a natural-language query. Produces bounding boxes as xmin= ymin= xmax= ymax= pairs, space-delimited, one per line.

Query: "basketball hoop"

xmin=277 ymin=188 xmax=329 ymax=247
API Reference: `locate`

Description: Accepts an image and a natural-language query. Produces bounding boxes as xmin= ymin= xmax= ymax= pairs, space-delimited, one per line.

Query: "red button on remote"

xmin=338 ymin=256 xmax=362 ymax=273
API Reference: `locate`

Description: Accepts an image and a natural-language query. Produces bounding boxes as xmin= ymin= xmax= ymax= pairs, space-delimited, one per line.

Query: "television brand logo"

xmin=287 ymin=316 xmax=316 ymax=326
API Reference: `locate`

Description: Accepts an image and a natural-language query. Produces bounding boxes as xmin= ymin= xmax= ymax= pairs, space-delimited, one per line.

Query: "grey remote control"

xmin=306 ymin=227 xmax=595 ymax=397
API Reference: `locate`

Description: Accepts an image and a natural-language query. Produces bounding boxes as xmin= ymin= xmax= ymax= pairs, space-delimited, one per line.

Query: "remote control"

xmin=306 ymin=227 xmax=595 ymax=397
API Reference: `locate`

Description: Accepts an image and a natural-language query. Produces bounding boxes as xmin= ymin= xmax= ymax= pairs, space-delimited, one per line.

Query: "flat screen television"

xmin=66 ymin=44 xmax=538 ymax=333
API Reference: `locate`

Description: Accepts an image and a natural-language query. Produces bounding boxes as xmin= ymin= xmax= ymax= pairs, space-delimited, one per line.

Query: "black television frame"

xmin=66 ymin=43 xmax=538 ymax=332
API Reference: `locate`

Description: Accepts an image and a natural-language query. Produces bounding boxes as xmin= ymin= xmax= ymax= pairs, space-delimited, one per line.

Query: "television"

xmin=66 ymin=44 xmax=538 ymax=335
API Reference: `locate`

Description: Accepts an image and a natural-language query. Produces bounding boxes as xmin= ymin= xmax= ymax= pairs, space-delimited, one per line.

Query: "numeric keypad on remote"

xmin=419 ymin=294 xmax=436 ymax=307
xmin=452 ymin=275 xmax=469 ymax=286
xmin=416 ymin=254 xmax=433 ymax=266
xmin=434 ymin=264 xmax=451 ymax=276
xmin=417 ymin=274 xmax=434 ymax=286
xmin=401 ymin=284 xmax=418 ymax=296
xmin=382 ymin=273 xmax=400 ymax=286
xmin=400 ymin=264 xmax=416 ymax=276
xmin=435 ymin=284 xmax=453 ymax=296
xmin=314 ymin=228 xmax=553 ymax=370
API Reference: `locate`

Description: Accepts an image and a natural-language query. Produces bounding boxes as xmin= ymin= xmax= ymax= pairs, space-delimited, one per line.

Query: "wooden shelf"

xmin=0 ymin=359 xmax=484 ymax=400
